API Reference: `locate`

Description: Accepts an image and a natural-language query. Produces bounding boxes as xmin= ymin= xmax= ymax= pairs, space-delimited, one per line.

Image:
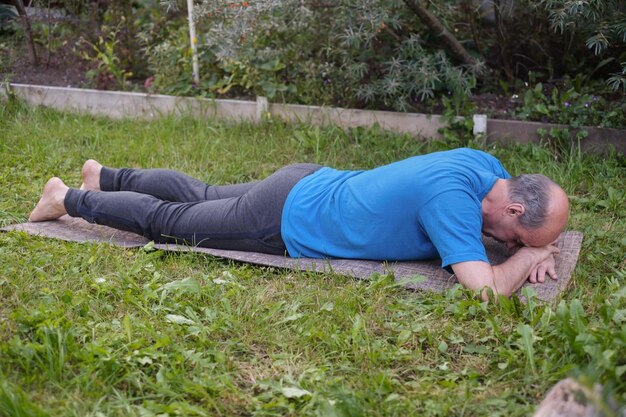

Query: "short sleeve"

xmin=418 ymin=191 xmax=489 ymax=268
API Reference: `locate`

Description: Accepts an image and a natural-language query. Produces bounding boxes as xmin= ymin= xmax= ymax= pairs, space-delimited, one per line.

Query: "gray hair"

xmin=507 ymin=174 xmax=555 ymax=229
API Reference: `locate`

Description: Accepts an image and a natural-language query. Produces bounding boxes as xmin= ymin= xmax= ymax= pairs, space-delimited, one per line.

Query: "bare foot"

xmin=80 ymin=159 xmax=103 ymax=190
xmin=28 ymin=177 xmax=69 ymax=222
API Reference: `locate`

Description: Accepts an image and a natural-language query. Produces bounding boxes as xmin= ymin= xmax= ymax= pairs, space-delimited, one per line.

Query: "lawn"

xmin=0 ymin=100 xmax=625 ymax=417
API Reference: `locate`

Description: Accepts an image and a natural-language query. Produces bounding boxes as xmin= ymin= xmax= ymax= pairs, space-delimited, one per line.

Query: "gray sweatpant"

xmin=64 ymin=163 xmax=322 ymax=255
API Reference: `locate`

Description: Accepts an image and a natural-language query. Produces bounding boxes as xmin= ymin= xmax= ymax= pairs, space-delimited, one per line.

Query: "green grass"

xmin=0 ymin=100 xmax=625 ymax=416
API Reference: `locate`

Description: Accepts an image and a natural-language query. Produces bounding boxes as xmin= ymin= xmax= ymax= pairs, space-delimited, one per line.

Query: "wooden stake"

xmin=187 ymin=0 xmax=200 ymax=85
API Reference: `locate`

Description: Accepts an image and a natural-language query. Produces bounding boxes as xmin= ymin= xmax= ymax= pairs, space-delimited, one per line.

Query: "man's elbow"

xmin=457 ymin=276 xmax=511 ymax=301
xmin=478 ymin=285 xmax=510 ymax=301
xmin=452 ymin=261 xmax=512 ymax=300
xmin=456 ymin=280 xmax=499 ymax=301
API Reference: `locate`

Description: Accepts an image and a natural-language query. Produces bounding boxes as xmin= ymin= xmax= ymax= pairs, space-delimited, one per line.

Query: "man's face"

xmin=483 ymin=227 xmax=525 ymax=250
xmin=483 ymin=222 xmax=558 ymax=250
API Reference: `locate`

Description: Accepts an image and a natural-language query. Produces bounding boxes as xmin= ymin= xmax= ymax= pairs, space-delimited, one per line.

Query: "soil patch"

xmin=3 ymin=41 xmax=90 ymax=88
xmin=2 ymin=35 xmax=520 ymax=116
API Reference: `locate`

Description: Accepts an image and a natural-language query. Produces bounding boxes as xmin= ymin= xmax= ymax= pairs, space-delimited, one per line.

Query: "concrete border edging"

xmin=1 ymin=84 xmax=258 ymax=121
xmin=0 ymin=83 xmax=448 ymax=139
xmin=486 ymin=119 xmax=626 ymax=155
xmin=1 ymin=83 xmax=624 ymax=154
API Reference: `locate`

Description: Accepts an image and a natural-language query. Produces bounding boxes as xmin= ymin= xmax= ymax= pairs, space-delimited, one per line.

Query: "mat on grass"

xmin=2 ymin=216 xmax=583 ymax=301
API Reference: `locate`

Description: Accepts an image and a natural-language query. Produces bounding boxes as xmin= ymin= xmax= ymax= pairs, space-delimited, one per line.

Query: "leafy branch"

xmin=400 ymin=0 xmax=481 ymax=71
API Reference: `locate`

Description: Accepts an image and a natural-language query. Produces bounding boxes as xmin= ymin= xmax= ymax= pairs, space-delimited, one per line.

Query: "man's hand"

xmin=517 ymin=244 xmax=560 ymax=270
xmin=528 ymin=254 xmax=557 ymax=283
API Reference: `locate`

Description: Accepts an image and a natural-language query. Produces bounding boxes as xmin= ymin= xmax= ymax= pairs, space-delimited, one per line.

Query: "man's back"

xmin=281 ymin=148 xmax=511 ymax=262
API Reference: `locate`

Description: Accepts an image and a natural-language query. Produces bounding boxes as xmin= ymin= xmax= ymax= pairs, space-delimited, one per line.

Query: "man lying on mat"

xmin=29 ymin=147 xmax=569 ymax=299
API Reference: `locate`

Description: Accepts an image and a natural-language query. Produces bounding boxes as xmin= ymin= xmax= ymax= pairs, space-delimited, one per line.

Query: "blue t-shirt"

xmin=281 ymin=148 xmax=511 ymax=267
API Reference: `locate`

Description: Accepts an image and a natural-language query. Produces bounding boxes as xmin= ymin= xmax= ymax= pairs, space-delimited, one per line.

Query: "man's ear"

xmin=505 ymin=203 xmax=525 ymax=217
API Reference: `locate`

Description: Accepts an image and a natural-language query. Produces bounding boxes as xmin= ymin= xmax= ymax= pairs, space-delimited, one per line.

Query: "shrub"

xmin=139 ymin=20 xmax=195 ymax=95
xmin=142 ymin=0 xmax=624 ymax=124
xmin=149 ymin=0 xmax=477 ymax=111
xmin=534 ymin=0 xmax=626 ymax=91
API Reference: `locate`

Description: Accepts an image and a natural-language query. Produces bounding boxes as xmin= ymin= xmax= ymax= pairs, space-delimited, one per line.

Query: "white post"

xmin=187 ymin=0 xmax=200 ymax=85
xmin=256 ymin=96 xmax=269 ymax=122
xmin=473 ymin=114 xmax=487 ymax=136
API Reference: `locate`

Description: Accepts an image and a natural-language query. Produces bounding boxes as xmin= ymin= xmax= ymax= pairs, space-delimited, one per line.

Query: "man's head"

xmin=482 ymin=174 xmax=569 ymax=249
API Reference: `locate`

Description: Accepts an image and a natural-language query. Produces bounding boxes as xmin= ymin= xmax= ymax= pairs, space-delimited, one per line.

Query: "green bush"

xmin=140 ymin=22 xmax=194 ymax=95
xmin=148 ymin=1 xmax=623 ymax=112
xmin=146 ymin=0 xmax=477 ymax=111
xmin=535 ymin=0 xmax=626 ymax=92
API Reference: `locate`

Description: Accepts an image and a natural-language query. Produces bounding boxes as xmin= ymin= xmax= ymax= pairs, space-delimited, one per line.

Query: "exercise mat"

xmin=2 ymin=216 xmax=583 ymax=301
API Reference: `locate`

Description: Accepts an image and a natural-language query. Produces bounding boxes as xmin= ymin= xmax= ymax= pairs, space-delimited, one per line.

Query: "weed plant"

xmin=512 ymin=81 xmax=626 ymax=129
xmin=0 ymin=101 xmax=624 ymax=416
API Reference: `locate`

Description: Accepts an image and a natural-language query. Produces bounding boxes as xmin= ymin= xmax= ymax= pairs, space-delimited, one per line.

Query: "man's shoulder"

xmin=444 ymin=148 xmax=510 ymax=179
xmin=449 ymin=147 xmax=501 ymax=162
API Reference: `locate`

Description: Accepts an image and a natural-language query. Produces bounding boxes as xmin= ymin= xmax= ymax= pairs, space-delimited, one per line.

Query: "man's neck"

xmin=482 ymin=179 xmax=508 ymax=219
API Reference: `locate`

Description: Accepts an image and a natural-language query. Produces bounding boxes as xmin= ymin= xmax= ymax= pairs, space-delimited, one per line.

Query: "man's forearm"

xmin=490 ymin=249 xmax=546 ymax=296
xmin=452 ymin=245 xmax=559 ymax=299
